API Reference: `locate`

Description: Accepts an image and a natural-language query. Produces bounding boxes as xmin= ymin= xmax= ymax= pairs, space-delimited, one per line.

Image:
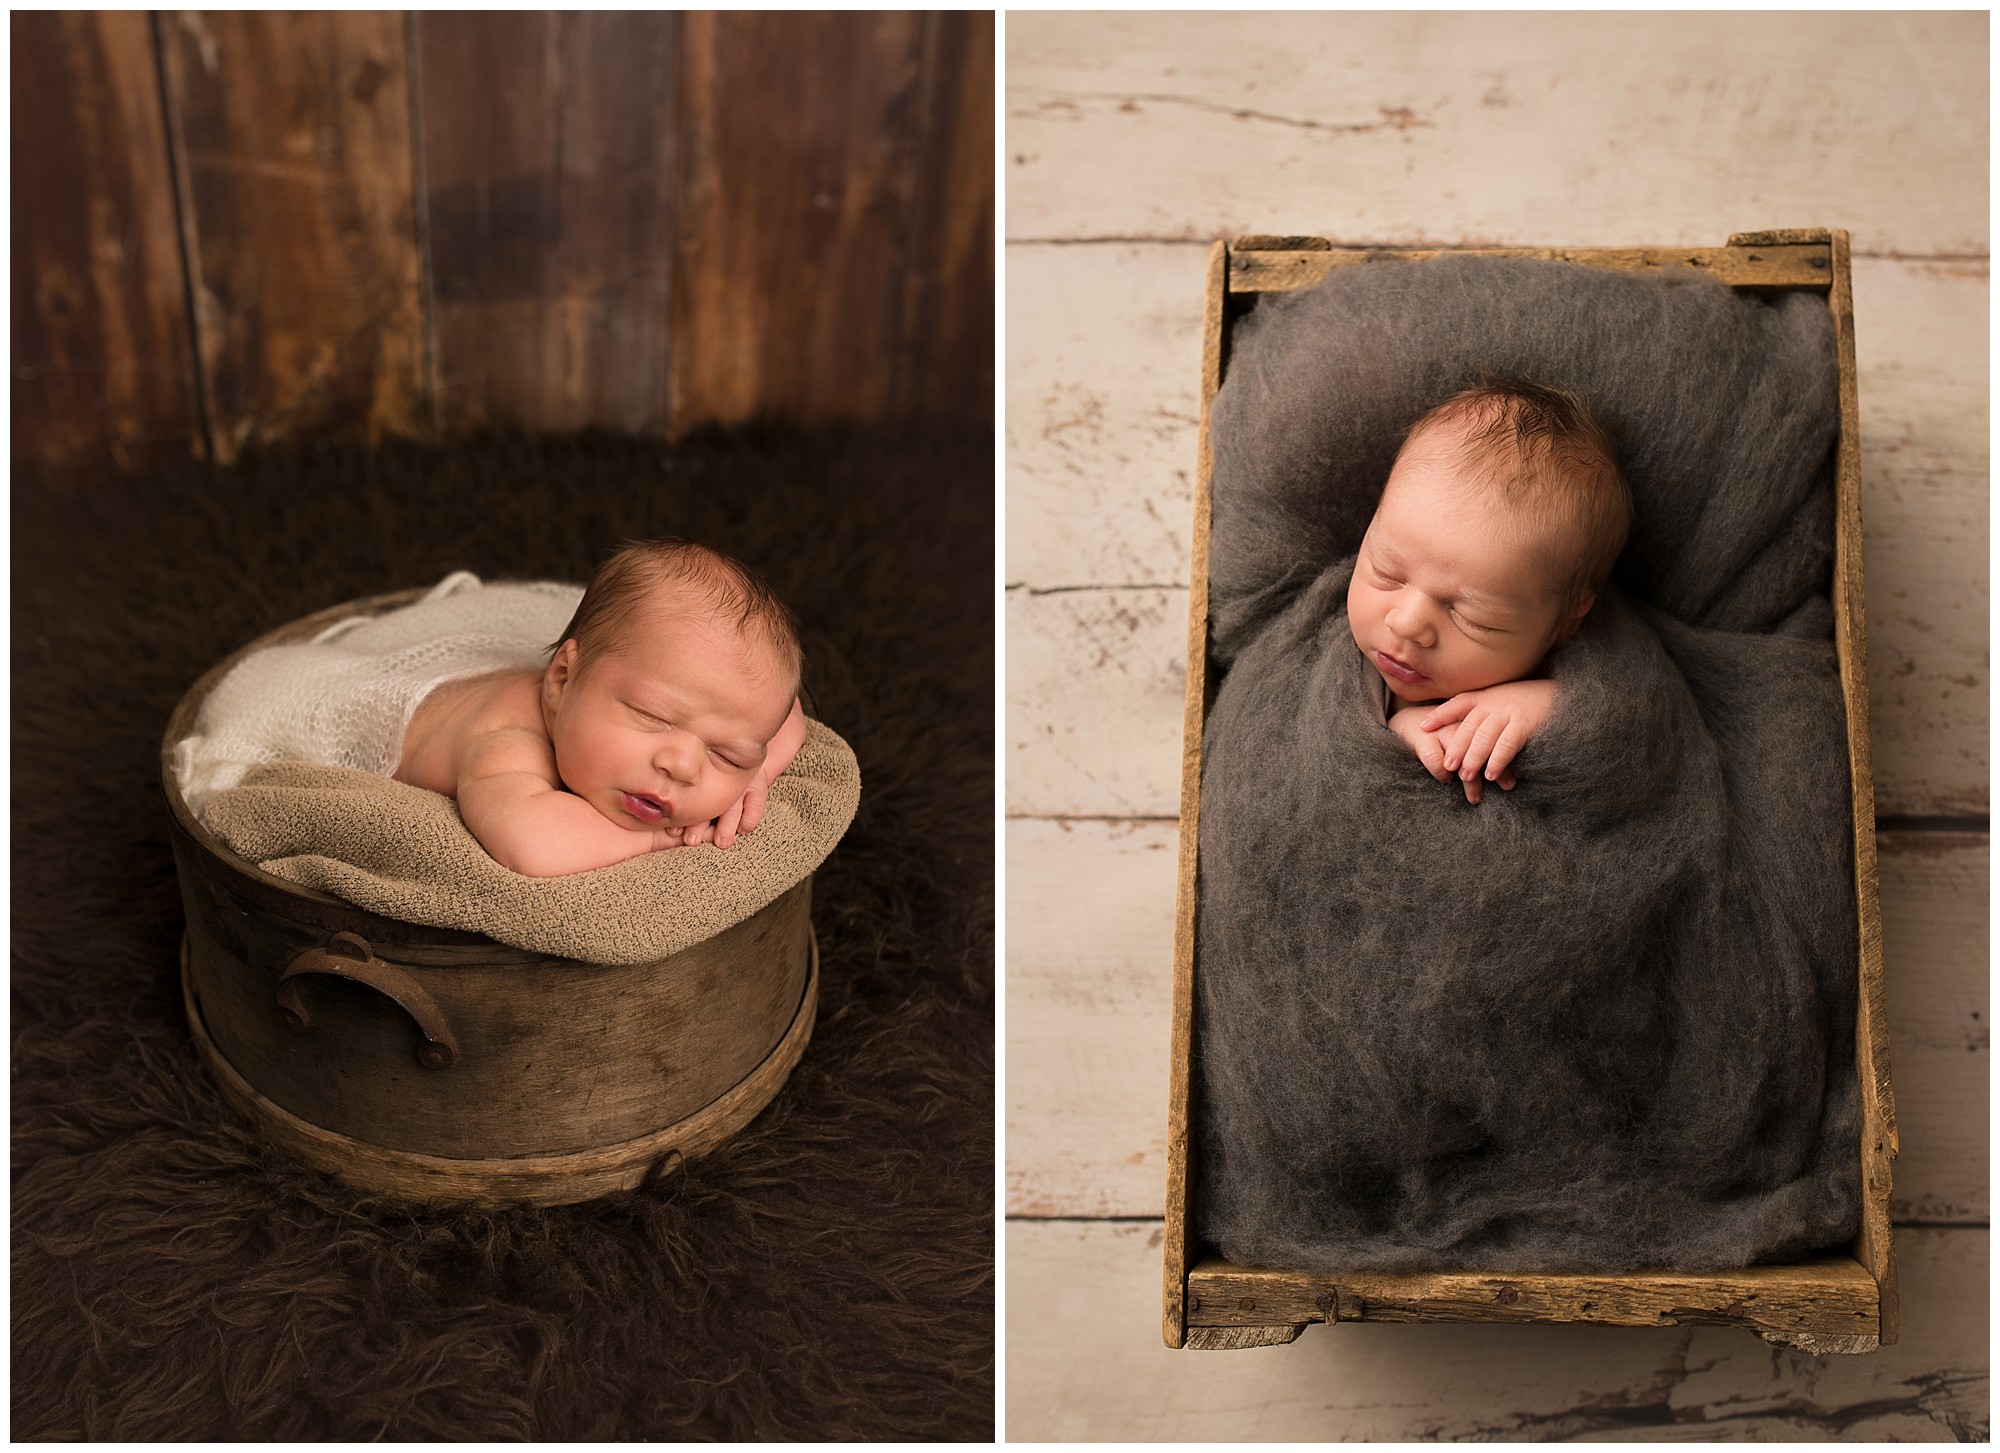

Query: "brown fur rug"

xmin=11 ymin=427 xmax=994 ymax=1439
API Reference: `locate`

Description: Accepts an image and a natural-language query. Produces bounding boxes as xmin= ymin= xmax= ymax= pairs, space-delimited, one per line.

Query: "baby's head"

xmin=541 ymin=540 xmax=802 ymax=831
xmin=1348 ymin=380 xmax=1631 ymax=704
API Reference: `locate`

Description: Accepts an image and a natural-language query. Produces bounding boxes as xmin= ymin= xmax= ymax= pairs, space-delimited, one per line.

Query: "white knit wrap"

xmin=174 ymin=573 xmax=583 ymax=819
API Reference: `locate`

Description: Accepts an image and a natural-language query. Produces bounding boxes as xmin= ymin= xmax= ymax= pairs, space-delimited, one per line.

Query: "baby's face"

xmin=1348 ymin=427 xmax=1589 ymax=704
xmin=541 ymin=596 xmax=796 ymax=832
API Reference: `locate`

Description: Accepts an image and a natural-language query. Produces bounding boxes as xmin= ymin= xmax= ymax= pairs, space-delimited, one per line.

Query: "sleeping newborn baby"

xmin=1351 ymin=380 xmax=1632 ymax=802
xmin=394 ymin=541 xmax=809 ymax=877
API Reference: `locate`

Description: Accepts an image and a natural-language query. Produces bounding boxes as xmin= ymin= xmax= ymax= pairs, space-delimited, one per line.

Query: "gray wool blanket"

xmin=1194 ymin=255 xmax=1861 ymax=1272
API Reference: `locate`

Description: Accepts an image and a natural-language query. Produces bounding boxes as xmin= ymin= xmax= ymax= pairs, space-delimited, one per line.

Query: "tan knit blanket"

xmin=201 ymin=720 xmax=861 ymax=965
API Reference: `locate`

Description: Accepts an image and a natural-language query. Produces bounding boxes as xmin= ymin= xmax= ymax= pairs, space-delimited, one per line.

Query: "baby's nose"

xmin=1385 ymin=598 xmax=1434 ymax=645
xmin=654 ymin=734 xmax=701 ymax=781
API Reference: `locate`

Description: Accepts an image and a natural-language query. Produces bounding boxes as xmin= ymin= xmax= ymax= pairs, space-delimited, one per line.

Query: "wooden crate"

xmin=1163 ymin=230 xmax=1898 ymax=1354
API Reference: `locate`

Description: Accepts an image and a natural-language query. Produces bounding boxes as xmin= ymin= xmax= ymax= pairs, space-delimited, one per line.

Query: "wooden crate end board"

xmin=1186 ymin=1256 xmax=1881 ymax=1346
xmin=1167 ymin=231 xmax=1894 ymax=1350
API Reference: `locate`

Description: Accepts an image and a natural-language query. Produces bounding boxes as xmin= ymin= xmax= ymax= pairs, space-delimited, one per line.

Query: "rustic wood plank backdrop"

xmin=1004 ymin=11 xmax=1987 ymax=1440
xmin=12 ymin=10 xmax=993 ymax=478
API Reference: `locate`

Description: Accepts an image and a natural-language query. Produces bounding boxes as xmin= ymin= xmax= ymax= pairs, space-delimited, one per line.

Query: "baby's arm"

xmin=1421 ymin=679 xmax=1556 ymax=801
xmin=457 ymin=732 xmax=677 ymax=877
xmin=680 ymin=696 xmax=809 ymax=850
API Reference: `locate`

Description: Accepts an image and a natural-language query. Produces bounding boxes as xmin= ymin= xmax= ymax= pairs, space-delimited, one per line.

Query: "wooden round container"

xmin=163 ymin=591 xmax=818 ymax=1206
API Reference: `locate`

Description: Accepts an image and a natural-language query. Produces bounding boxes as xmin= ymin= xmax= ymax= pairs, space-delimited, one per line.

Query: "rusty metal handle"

xmin=276 ymin=931 xmax=461 ymax=1070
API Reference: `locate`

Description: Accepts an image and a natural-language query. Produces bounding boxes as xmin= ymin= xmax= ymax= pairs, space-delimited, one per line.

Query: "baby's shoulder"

xmin=397 ymin=669 xmax=549 ymax=794
xmin=455 ymin=673 xmax=552 ymax=759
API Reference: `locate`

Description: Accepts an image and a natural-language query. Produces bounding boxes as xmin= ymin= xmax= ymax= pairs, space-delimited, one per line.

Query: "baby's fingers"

xmin=713 ymin=797 xmax=746 ymax=850
xmin=1457 ymin=715 xmax=1507 ymax=782
xmin=1407 ymin=730 xmax=1452 ymax=782
xmin=738 ymin=780 xmax=770 ymax=837
xmin=1484 ymin=724 xmax=1529 ymax=782
xmin=1420 ymin=693 xmax=1477 ymax=732
xmin=1441 ymin=709 xmax=1488 ymax=773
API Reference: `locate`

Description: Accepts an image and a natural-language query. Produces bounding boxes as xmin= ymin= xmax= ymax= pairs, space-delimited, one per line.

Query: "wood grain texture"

xmin=1188 ymin=1255 xmax=1878 ymax=1341
xmin=1830 ymin=229 xmax=1898 ymax=1343
xmin=1004 ymin=821 xmax=1987 ymax=1225
xmin=179 ymin=857 xmax=811 ymax=1157
xmin=1007 ymin=1221 xmax=1988 ymax=1440
xmin=1229 ymin=243 xmax=1832 ymax=293
xmin=160 ymin=11 xmax=427 ymax=463
xmin=1005 ymin=586 xmax=1187 ymax=819
xmin=11 ymin=11 xmax=201 ymax=474
xmin=1851 ymin=257 xmax=1990 ymax=817
xmin=1002 ymin=243 xmax=1207 ymax=591
xmin=1005 ymin=11 xmax=1988 ymax=255
xmin=671 ymin=11 xmax=924 ymax=429
xmin=415 ymin=11 xmax=678 ymax=436
xmin=1163 ymin=239 xmax=1227 ymax=1346
xmin=896 ymin=11 xmax=994 ymax=424
xmin=186 ymin=933 xmax=818 ymax=1206
xmin=1875 ymin=833 xmax=1990 ymax=1225
xmin=1004 ymin=248 xmax=1986 ymax=819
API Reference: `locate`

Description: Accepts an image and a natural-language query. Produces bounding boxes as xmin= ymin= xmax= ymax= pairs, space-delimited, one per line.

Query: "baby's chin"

xmin=1383 ymin=678 xmax=1445 ymax=706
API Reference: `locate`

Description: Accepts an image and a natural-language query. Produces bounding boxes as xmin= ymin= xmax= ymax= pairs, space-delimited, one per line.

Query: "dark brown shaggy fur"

xmin=11 ymin=427 xmax=994 ymax=1439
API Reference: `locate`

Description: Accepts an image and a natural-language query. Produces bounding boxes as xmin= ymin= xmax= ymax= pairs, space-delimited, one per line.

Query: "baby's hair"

xmin=1401 ymin=378 xmax=1632 ymax=615
xmin=553 ymin=538 xmax=803 ymax=691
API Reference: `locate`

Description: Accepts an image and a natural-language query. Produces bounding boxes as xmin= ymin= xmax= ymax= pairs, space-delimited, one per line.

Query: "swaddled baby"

xmin=394 ymin=540 xmax=808 ymax=877
xmin=1353 ymin=379 xmax=1632 ymax=802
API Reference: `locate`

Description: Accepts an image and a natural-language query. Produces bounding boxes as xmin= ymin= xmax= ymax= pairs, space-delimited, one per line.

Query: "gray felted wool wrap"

xmin=200 ymin=719 xmax=860 ymax=965
xmin=1194 ymin=255 xmax=1860 ymax=1272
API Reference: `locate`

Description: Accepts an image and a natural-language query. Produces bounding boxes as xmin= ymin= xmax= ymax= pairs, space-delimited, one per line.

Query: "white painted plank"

xmin=1003 ymin=245 xmax=1985 ymax=817
xmin=1003 ymin=585 xmax=1187 ymax=821
xmin=1876 ymin=834 xmax=1991 ymax=1223
xmin=1004 ymin=821 xmax=1986 ymax=1225
xmin=1005 ymin=817 xmax=1177 ymax=1218
xmin=1851 ymin=259 xmax=1991 ymax=818
xmin=1006 ymin=1221 xmax=1987 ymax=1440
xmin=1002 ymin=243 xmax=1207 ymax=592
xmin=1006 ymin=11 xmax=1987 ymax=257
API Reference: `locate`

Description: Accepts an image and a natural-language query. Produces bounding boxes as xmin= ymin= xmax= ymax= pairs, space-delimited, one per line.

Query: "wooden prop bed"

xmin=1163 ymin=229 xmax=1896 ymax=1354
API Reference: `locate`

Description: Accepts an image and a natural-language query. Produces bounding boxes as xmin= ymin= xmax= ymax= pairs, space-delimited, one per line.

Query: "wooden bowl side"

xmin=184 ymin=929 xmax=820 ymax=1206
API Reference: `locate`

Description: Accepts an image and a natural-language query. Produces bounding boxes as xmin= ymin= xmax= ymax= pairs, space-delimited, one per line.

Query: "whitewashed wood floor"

xmin=1002 ymin=12 xmax=1988 ymax=1441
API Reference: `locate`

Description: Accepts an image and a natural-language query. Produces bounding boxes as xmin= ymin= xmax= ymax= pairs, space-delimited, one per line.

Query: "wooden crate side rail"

xmin=1165 ymin=230 xmax=1890 ymax=1351
xmin=1828 ymin=228 xmax=1900 ymax=1345
xmin=1228 ymin=242 xmax=1833 ymax=295
xmin=1163 ymin=238 xmax=1229 ymax=1349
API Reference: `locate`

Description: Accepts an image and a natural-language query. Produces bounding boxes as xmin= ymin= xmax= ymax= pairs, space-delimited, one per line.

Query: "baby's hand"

xmin=667 ymin=699 xmax=804 ymax=850
xmin=1421 ymin=680 xmax=1555 ymax=802
xmin=673 ymin=776 xmax=769 ymax=851
xmin=1387 ymin=705 xmax=1454 ymax=786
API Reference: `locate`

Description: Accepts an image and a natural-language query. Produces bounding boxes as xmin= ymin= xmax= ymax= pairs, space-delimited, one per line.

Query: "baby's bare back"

xmin=393 ymin=668 xmax=547 ymax=798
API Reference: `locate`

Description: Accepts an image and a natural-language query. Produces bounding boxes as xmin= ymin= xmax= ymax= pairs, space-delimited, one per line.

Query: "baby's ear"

xmin=1555 ymin=591 xmax=1596 ymax=642
xmin=543 ymin=640 xmax=579 ymax=699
